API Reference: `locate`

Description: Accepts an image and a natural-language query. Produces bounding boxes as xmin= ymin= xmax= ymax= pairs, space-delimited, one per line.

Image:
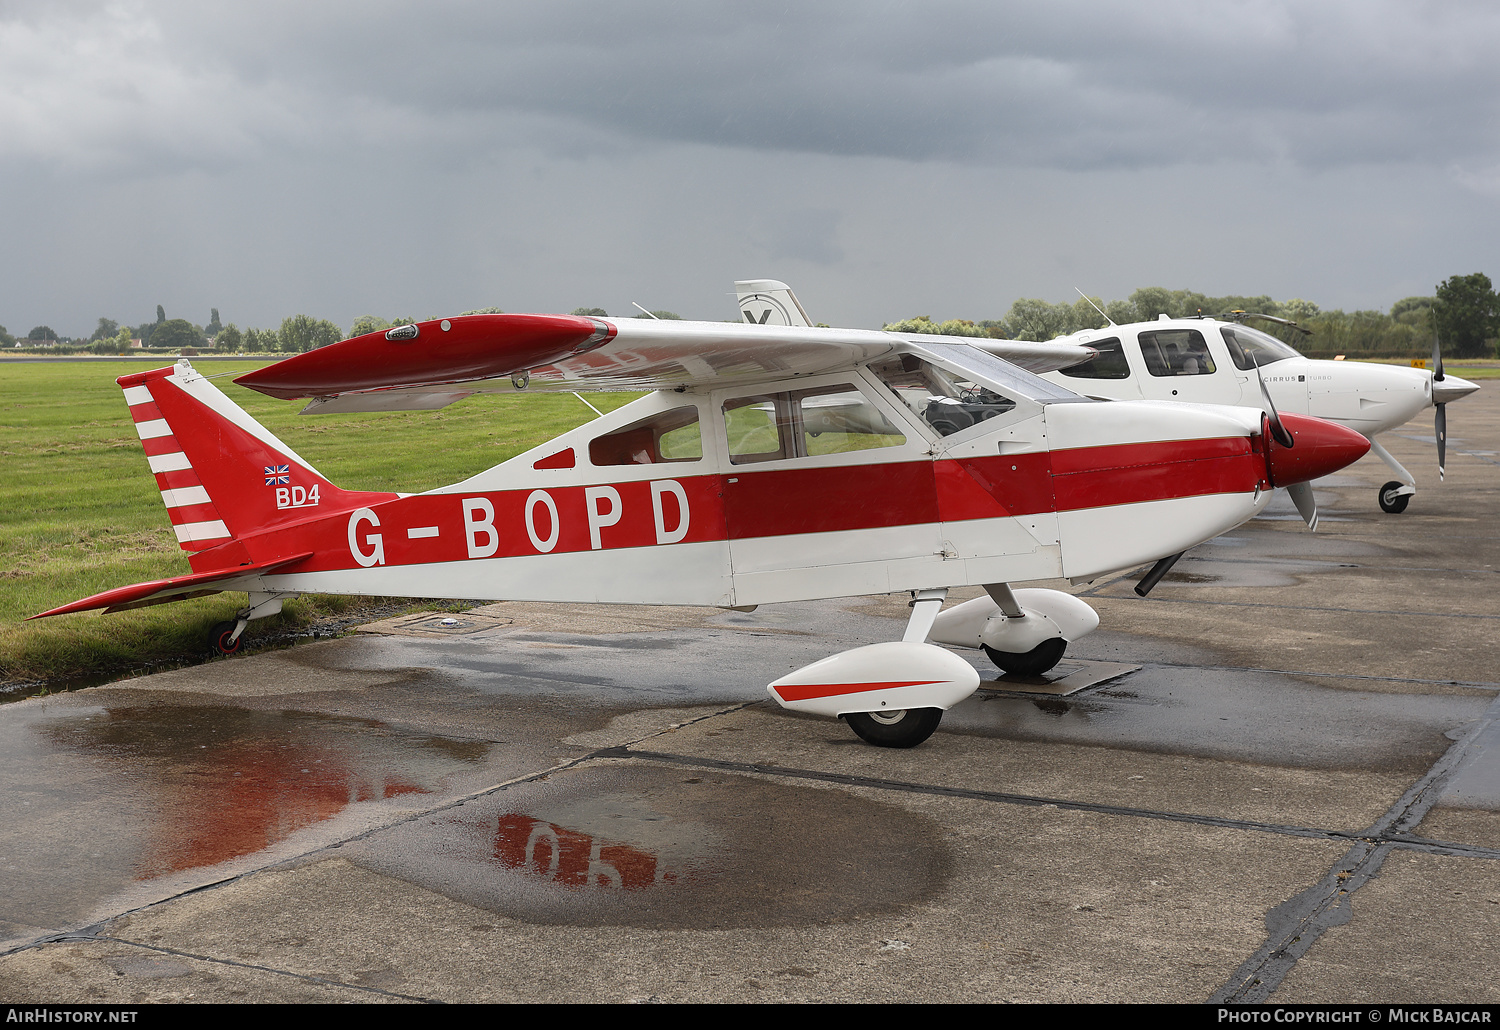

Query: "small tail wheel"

xmin=983 ymin=637 xmax=1067 ymax=677
xmin=1378 ymin=481 xmax=1411 ymax=514
xmin=844 ymin=707 xmax=943 ymax=748
xmin=209 ymin=621 xmax=244 ymax=656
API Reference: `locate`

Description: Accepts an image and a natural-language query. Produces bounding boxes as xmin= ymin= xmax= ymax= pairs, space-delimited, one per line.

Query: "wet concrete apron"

xmin=3 ymin=394 xmax=1500 ymax=1003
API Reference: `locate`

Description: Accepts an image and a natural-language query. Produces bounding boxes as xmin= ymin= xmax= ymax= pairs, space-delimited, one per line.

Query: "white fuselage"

xmin=1035 ymin=317 xmax=1466 ymax=439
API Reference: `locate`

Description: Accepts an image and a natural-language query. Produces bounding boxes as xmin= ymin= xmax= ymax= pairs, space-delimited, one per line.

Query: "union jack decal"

xmin=264 ymin=464 xmax=290 ymax=485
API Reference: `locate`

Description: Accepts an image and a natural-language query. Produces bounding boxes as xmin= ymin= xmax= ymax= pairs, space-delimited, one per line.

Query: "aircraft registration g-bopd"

xmin=737 ymin=280 xmax=1479 ymax=523
xmin=35 ymin=304 xmax=1370 ymax=748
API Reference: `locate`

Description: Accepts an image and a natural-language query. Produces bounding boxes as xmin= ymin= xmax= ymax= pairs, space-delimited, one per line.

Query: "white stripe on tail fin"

xmin=117 ymin=360 xmax=391 ymax=559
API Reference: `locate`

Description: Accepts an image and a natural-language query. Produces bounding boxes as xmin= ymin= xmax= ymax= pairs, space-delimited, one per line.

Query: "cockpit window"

xmin=870 ymin=354 xmax=1017 ymax=437
xmin=1058 ymin=337 xmax=1129 ymax=379
xmin=795 ymin=385 xmax=906 ymax=455
xmin=590 ymin=405 xmax=702 ymax=465
xmin=1138 ymin=329 xmax=1216 ymax=377
xmin=722 ymin=384 xmax=905 ymax=464
xmin=1220 ymin=325 xmax=1302 ymax=370
xmin=723 ymin=395 xmax=789 ymax=464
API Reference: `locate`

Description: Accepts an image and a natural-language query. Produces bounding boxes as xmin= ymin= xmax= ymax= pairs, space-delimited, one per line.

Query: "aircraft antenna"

xmin=631 ymin=302 xmax=661 ymax=319
xmin=1074 ymin=287 xmax=1115 ymax=326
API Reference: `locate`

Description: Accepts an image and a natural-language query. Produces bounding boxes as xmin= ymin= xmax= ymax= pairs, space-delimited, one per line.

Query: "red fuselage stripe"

xmin=222 ymin=436 xmax=1260 ymax=572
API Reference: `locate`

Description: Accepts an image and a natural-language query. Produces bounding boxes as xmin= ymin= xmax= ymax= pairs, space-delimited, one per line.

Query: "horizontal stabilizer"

xmin=31 ymin=552 xmax=313 ymax=619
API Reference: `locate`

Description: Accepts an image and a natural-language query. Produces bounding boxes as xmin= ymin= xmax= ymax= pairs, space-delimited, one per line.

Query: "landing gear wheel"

xmin=1378 ymin=481 xmax=1411 ymax=514
xmin=983 ymin=637 xmax=1067 ymax=677
xmin=845 ymin=708 xmax=943 ymax=748
xmin=209 ymin=621 xmax=243 ymax=656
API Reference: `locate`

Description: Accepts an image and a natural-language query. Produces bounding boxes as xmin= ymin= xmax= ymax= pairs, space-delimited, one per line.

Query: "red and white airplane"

xmin=34 ymin=309 xmax=1369 ymax=747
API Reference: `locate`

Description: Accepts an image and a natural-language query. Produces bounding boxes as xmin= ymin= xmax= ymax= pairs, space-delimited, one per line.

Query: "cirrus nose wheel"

xmin=844 ymin=708 xmax=943 ymax=748
xmin=1378 ymin=481 xmax=1411 ymax=514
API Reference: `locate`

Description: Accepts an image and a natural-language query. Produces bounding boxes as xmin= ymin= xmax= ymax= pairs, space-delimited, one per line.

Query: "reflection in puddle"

xmin=494 ymin=813 xmax=680 ymax=889
xmin=346 ymin=764 xmax=951 ymax=930
xmin=37 ymin=705 xmax=488 ymax=878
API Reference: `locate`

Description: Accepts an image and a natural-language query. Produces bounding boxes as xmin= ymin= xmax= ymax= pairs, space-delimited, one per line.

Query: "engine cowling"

xmin=1262 ymin=412 xmax=1371 ymax=488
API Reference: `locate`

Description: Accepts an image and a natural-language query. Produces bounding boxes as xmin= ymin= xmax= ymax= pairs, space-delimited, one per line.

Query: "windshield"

xmin=1220 ymin=325 xmax=1302 ymax=370
xmin=869 ymin=354 xmax=1016 ymax=437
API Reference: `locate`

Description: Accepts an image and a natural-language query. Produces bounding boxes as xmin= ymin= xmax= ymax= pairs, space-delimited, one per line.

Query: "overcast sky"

xmin=4 ymin=0 xmax=1498 ymax=337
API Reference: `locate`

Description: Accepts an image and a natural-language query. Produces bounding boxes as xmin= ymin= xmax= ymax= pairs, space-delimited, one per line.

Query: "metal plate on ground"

xmin=355 ymin=611 xmax=514 ymax=637
xmin=978 ymin=658 xmax=1140 ymax=696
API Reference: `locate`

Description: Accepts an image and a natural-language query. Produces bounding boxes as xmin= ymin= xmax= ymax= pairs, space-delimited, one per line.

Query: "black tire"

xmin=983 ymin=637 xmax=1067 ymax=677
xmin=209 ymin=621 xmax=243 ymax=656
xmin=844 ymin=708 xmax=943 ymax=748
xmin=1378 ymin=481 xmax=1411 ymax=514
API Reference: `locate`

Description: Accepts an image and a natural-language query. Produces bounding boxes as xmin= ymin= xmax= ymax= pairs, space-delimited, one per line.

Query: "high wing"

xmin=234 ymin=313 xmax=1096 ymax=412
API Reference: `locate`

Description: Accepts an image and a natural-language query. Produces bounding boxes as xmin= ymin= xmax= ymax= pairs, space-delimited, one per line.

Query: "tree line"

xmin=3 ymin=302 xmax=689 ymax=354
xmin=10 ymin=275 xmax=1497 ymax=359
xmin=884 ymin=273 xmax=1500 ymax=359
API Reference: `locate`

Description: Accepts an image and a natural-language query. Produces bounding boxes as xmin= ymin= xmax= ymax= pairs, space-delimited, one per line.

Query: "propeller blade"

xmin=1255 ymin=358 xmax=1295 ymax=448
xmin=1436 ymin=401 xmax=1447 ymax=482
xmin=1286 ymin=480 xmax=1319 ymax=531
xmin=1433 ymin=334 xmax=1447 ymax=482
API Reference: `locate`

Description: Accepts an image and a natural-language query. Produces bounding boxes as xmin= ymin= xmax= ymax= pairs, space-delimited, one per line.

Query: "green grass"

xmin=0 ymin=359 xmax=639 ymax=683
xmin=1355 ymin=357 xmax=1500 ymax=379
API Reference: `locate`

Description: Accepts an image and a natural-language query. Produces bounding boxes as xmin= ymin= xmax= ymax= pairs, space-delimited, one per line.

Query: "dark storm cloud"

xmin=4 ymin=1 xmax=1498 ymax=334
xmin=6 ymin=1 xmax=1500 ymax=174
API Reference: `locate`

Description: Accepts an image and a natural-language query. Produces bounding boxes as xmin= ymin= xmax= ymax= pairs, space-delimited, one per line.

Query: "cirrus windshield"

xmin=1220 ymin=325 xmax=1303 ymax=369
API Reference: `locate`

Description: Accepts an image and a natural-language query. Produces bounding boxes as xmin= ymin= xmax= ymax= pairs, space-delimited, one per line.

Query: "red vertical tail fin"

xmin=118 ymin=361 xmax=394 ymax=566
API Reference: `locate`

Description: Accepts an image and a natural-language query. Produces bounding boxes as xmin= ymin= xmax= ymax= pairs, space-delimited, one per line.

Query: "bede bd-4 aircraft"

xmin=35 ymin=306 xmax=1370 ymax=748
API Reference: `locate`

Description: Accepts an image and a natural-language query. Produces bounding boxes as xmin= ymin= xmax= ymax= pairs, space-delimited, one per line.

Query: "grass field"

xmin=1363 ymin=357 xmax=1500 ymax=378
xmin=0 ymin=358 xmax=638 ymax=686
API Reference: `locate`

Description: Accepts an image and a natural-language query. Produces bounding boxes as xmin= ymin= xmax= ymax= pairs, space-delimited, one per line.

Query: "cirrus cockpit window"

xmin=1057 ymin=337 xmax=1129 ymax=379
xmin=1138 ymin=329 xmax=1217 ymax=377
xmin=1220 ymin=325 xmax=1302 ymax=370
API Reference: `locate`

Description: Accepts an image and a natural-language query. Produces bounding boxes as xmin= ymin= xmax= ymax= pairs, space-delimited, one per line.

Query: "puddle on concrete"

xmin=28 ymin=705 xmax=488 ymax=880
xmin=357 ymin=611 xmax=516 ymax=638
xmin=946 ymin=665 xmax=1489 ymax=774
xmin=343 ymin=762 xmax=950 ymax=929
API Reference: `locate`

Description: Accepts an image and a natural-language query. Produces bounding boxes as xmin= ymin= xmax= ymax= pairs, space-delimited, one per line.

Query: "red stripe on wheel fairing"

xmin=771 ymin=679 xmax=943 ymax=703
